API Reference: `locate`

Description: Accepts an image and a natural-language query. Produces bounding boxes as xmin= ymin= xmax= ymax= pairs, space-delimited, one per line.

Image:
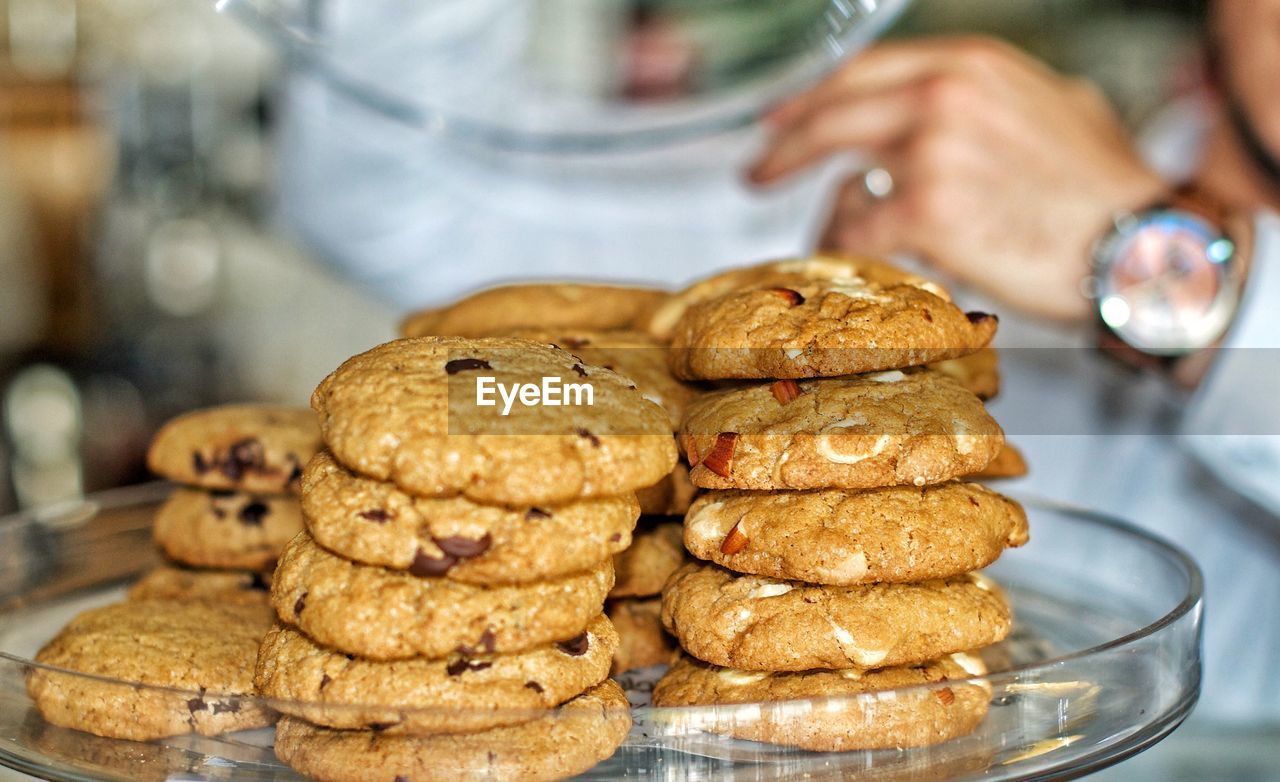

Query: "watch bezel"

xmin=1090 ymin=207 xmax=1240 ymax=358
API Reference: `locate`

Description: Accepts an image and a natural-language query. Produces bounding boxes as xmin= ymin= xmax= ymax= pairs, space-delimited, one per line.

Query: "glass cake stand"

xmin=0 ymin=485 xmax=1201 ymax=781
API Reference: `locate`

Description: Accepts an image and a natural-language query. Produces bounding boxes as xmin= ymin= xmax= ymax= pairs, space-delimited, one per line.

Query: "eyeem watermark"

xmin=475 ymin=376 xmax=594 ymax=416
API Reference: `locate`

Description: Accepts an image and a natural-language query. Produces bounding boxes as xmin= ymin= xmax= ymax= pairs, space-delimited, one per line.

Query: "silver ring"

xmin=861 ymin=166 xmax=895 ymax=201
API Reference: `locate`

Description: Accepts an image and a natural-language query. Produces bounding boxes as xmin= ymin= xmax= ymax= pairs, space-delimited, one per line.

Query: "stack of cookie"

xmin=256 ymin=336 xmax=677 ymax=781
xmin=133 ymin=405 xmax=319 ymax=603
xmin=402 ymin=287 xmax=703 ymax=677
xmin=648 ymin=257 xmax=1029 ymax=751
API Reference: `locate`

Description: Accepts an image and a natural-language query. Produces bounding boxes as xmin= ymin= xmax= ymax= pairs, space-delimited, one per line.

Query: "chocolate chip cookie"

xmin=302 ymin=451 xmax=637 ymax=584
xmin=256 ymin=614 xmax=617 ymax=734
xmin=273 ymin=679 xmax=631 ymax=782
xmin=683 ymin=483 xmax=1028 ymax=585
xmin=660 ymin=257 xmax=996 ymax=380
xmin=607 ymin=598 xmax=677 ymax=675
xmin=312 ymin=336 xmax=677 ymax=506
xmin=153 ymin=488 xmax=302 ymax=571
xmin=147 ymin=405 xmax=320 ymax=493
xmin=634 ymin=457 xmax=698 ymax=516
xmin=28 ymin=600 xmax=276 ymax=740
xmin=272 ymin=533 xmax=614 ymax=660
xmin=661 ymin=563 xmax=1011 ymax=671
xmin=652 ymin=652 xmax=990 ymax=751
xmin=400 ymin=282 xmax=670 ymax=339
xmin=610 ymin=519 xmax=685 ymax=599
xmin=504 ymin=328 xmax=697 ymax=429
xmin=681 ymin=369 xmax=1004 ymax=491
xmin=128 ymin=565 xmax=273 ymax=604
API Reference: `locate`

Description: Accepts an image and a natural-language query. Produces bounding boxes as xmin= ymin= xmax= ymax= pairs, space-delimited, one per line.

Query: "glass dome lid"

xmin=215 ymin=0 xmax=913 ymax=152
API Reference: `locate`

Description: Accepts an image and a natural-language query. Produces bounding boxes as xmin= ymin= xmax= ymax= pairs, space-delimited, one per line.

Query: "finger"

xmin=749 ymin=87 xmax=921 ymax=184
xmin=768 ymin=38 xmax=990 ymax=128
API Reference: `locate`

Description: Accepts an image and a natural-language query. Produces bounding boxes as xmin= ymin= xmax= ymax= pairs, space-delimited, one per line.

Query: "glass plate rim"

xmin=0 ymin=485 xmax=1204 ymax=711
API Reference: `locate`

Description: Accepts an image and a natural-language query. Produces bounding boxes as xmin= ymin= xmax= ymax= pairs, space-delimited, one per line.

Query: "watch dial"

xmin=1100 ymin=212 xmax=1233 ymax=354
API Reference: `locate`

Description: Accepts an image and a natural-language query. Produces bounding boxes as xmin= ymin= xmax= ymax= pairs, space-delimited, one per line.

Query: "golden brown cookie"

xmin=504 ymin=328 xmax=697 ymax=430
xmin=683 ymin=483 xmax=1028 ymax=585
xmin=610 ymin=519 xmax=685 ymax=599
xmin=255 ymin=615 xmax=617 ymax=735
xmin=272 ymin=532 xmax=614 ymax=660
xmin=302 ymin=451 xmax=637 ymax=584
xmin=312 ymin=336 xmax=677 ymax=506
xmin=661 ymin=563 xmax=1011 ymax=671
xmin=127 ymin=565 xmax=272 ymax=605
xmin=27 ymin=600 xmax=276 ymax=740
xmin=660 ymin=257 xmax=996 ymax=380
xmin=153 ymin=488 xmax=302 ymax=571
xmin=652 ymin=652 xmax=989 ymax=751
xmin=969 ymin=442 xmax=1029 ymax=479
xmin=681 ymin=369 xmax=1003 ymax=491
xmin=147 ymin=405 xmax=320 ymax=493
xmin=273 ymin=680 xmax=632 ymax=782
xmin=400 ymin=282 xmax=670 ymax=338
xmin=643 ymin=255 xmax=944 ymax=342
xmin=635 ymin=457 xmax=698 ymax=516
xmin=931 ymin=346 xmax=1000 ymax=400
xmin=608 ymin=598 xmax=677 ymax=675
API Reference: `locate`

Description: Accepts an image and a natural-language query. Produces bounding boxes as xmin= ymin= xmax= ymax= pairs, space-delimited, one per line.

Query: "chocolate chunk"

xmin=525 ymin=507 xmax=551 ymax=520
xmin=222 ymin=437 xmax=265 ymax=481
xmin=446 ymin=658 xmax=493 ymax=676
xmin=246 ymin=572 xmax=270 ymax=592
xmin=524 ymin=680 xmax=545 ymax=694
xmin=319 ymin=674 xmax=332 ymax=690
xmin=294 ymin=593 xmax=307 ymax=615
xmin=575 ymin=428 xmax=601 ymax=447
xmin=211 ymin=699 xmax=241 ymax=714
xmin=409 ymin=547 xmax=457 ymax=577
xmin=434 ymin=533 xmax=492 ymax=560
xmin=286 ymin=460 xmax=304 ymax=485
xmin=572 ymin=364 xmax=588 ymax=377
xmin=444 ymin=358 xmax=492 ymax=374
xmin=458 ymin=628 xmax=496 ymax=656
xmin=358 ymin=508 xmax=390 ymax=522
xmin=187 ymin=688 xmax=207 ymax=713
xmin=966 ymin=311 xmax=997 ymax=324
xmin=238 ymin=500 xmax=269 ymax=526
xmin=556 ymin=632 xmax=589 ymax=656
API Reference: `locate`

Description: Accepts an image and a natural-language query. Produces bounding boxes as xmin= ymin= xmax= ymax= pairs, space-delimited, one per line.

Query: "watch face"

xmin=1096 ymin=211 xmax=1236 ymax=355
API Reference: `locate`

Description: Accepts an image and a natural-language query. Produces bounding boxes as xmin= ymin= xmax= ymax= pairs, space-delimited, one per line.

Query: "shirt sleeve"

xmin=1181 ymin=210 xmax=1280 ymax=513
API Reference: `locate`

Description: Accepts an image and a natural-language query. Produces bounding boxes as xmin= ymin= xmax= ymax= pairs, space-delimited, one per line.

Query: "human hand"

xmin=750 ymin=37 xmax=1169 ymax=322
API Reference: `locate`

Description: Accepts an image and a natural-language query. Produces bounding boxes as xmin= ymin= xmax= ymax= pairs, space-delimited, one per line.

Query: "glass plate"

xmin=0 ymin=485 xmax=1201 ymax=781
xmin=214 ymin=0 xmax=913 ymax=152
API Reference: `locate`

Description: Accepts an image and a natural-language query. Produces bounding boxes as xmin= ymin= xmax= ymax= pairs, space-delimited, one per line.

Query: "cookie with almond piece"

xmin=661 ymin=257 xmax=996 ymax=380
xmin=681 ymin=369 xmax=1004 ymax=491
xmin=683 ymin=483 xmax=1027 ymax=585
xmin=660 ymin=562 xmax=1010 ymax=672
xmin=652 ymin=652 xmax=990 ymax=751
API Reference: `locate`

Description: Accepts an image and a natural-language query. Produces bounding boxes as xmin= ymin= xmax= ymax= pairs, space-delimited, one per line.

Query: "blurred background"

xmin=0 ymin=0 xmax=1206 ymax=514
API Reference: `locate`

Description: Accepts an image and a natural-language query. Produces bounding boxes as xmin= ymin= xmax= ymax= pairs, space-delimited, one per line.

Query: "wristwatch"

xmin=1089 ymin=184 xmax=1252 ymax=374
